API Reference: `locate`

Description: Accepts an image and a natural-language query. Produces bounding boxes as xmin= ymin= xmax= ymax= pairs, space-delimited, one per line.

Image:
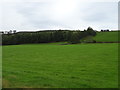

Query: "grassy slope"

xmin=3 ymin=43 xmax=118 ymax=88
xmin=81 ymin=31 xmax=119 ymax=43
xmin=0 ymin=46 xmax=1 ymax=88
xmin=93 ymin=31 xmax=119 ymax=42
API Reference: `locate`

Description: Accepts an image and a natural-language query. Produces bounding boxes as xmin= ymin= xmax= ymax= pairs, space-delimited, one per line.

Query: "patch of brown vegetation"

xmin=8 ymin=75 xmax=17 ymax=79
xmin=2 ymin=79 xmax=10 ymax=88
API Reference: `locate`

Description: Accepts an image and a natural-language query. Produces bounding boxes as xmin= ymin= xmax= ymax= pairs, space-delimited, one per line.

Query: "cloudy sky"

xmin=0 ymin=0 xmax=119 ymax=31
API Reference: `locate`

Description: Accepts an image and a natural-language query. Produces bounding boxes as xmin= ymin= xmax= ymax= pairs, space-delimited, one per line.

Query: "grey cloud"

xmin=81 ymin=2 xmax=117 ymax=23
xmin=0 ymin=1 xmax=118 ymax=31
xmin=15 ymin=2 xmax=72 ymax=29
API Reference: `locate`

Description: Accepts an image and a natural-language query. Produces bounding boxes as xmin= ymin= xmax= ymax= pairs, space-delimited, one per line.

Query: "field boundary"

xmin=87 ymin=42 xmax=120 ymax=43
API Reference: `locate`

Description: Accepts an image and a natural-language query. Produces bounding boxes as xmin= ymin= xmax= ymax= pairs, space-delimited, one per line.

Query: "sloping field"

xmin=93 ymin=31 xmax=119 ymax=42
xmin=2 ymin=43 xmax=118 ymax=88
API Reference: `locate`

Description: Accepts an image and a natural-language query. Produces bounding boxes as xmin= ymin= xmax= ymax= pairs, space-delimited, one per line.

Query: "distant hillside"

xmin=94 ymin=31 xmax=119 ymax=42
xmin=81 ymin=31 xmax=119 ymax=43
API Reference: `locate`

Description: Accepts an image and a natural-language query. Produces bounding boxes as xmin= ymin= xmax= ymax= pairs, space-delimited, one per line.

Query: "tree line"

xmin=2 ymin=27 xmax=97 ymax=45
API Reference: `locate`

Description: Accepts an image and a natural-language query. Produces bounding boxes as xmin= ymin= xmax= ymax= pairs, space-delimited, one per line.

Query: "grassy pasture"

xmin=3 ymin=43 xmax=118 ymax=88
xmin=81 ymin=31 xmax=119 ymax=43
xmin=94 ymin=31 xmax=119 ymax=42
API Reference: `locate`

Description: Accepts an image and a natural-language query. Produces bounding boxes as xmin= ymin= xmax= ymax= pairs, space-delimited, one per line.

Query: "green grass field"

xmin=93 ymin=31 xmax=119 ymax=42
xmin=2 ymin=43 xmax=118 ymax=88
xmin=81 ymin=31 xmax=119 ymax=43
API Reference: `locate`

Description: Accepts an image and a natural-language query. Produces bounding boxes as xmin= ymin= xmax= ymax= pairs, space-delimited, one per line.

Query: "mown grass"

xmin=2 ymin=43 xmax=118 ymax=88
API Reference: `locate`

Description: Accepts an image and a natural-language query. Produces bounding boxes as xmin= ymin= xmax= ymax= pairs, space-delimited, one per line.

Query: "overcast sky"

xmin=0 ymin=0 xmax=119 ymax=31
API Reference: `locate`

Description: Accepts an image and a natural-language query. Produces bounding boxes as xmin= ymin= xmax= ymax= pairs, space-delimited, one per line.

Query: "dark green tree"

xmin=69 ymin=32 xmax=80 ymax=44
xmin=87 ymin=27 xmax=96 ymax=36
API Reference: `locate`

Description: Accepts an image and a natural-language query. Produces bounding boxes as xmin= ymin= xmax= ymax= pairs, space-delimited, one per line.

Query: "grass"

xmin=3 ymin=43 xmax=118 ymax=88
xmin=93 ymin=31 xmax=119 ymax=42
xmin=80 ymin=31 xmax=119 ymax=43
xmin=0 ymin=46 xmax=2 ymax=89
xmin=80 ymin=36 xmax=94 ymax=43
